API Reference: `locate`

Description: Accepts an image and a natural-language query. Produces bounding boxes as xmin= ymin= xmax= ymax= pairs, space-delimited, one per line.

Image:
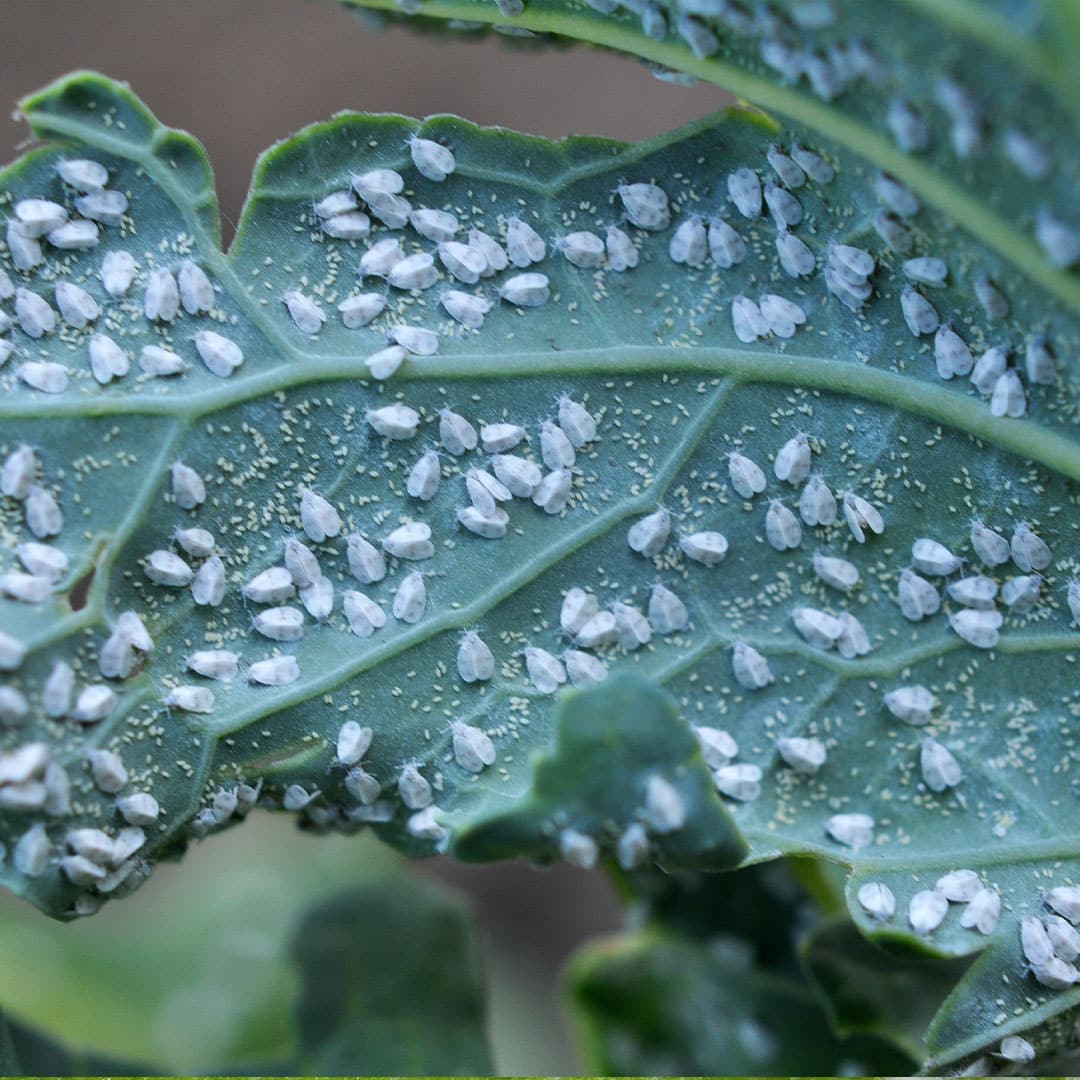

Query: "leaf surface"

xmin=0 ymin=69 xmax=1078 ymax=1068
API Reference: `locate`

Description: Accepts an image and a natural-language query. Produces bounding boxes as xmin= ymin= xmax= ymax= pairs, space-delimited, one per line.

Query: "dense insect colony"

xmin=0 ymin=83 xmax=1076 ymax=1065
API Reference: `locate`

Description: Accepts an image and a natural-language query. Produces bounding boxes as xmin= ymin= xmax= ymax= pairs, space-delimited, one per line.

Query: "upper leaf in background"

xmin=0 ymin=63 xmax=1077 ymax=1069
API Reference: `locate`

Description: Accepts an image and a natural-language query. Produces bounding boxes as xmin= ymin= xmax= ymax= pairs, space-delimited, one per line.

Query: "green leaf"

xmin=290 ymin=880 xmax=492 ymax=1073
xmin=1 ymin=67 xmax=1079 ymax=1067
xmin=340 ymin=0 xmax=1080 ymax=318
xmin=0 ymin=1006 xmax=153 ymax=1075
xmin=569 ymin=861 xmax=915 ymax=1074
xmin=801 ymin=915 xmax=969 ymax=1063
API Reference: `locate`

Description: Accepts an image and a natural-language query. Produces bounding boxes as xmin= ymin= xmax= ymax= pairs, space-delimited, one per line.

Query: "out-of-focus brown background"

xmin=0 ymin=3 xmax=730 ymax=1071
xmin=0 ymin=0 xmax=728 ymax=238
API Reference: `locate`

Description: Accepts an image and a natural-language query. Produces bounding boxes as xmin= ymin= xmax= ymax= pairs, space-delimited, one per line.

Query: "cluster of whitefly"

xmin=857 ymin=867 xmax=1001 ymax=938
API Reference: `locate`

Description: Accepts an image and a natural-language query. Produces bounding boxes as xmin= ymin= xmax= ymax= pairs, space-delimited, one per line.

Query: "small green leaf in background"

xmin=291 ymin=881 xmax=492 ymax=1074
xmin=0 ymin=1006 xmax=152 ymax=1076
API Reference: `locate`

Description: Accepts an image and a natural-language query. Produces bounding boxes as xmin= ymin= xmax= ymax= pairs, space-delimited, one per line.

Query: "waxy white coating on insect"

xmin=339 ymin=292 xmax=387 ymax=330
xmin=343 ymin=590 xmax=386 ymax=638
xmin=813 ymin=552 xmax=859 ymax=593
xmin=347 ymin=534 xmax=387 ymax=584
xmin=908 ymin=888 xmax=949 ymax=935
xmin=16 ymin=542 xmax=67 ymax=582
xmin=1022 ymin=915 xmax=1055 ymax=966
xmin=912 ymin=538 xmax=962 ymax=576
xmin=452 ymin=722 xmax=496 ymax=774
xmin=353 ymin=168 xmax=404 ymax=201
xmin=557 ymin=397 xmax=596 ymax=447
xmin=679 ymin=531 xmax=728 ymax=567
xmin=707 ymin=219 xmax=746 ymax=269
xmin=0 ymin=632 xmax=26 ymax=673
xmin=1032 ymin=956 xmax=1080 ymax=990
xmin=990 ymin=370 xmax=1026 ymax=418
xmin=390 ymin=325 xmax=439 ymax=357
xmin=643 ymin=775 xmax=685 ymax=833
xmin=559 ymin=828 xmax=598 ymax=869
xmin=792 ymin=607 xmax=844 ymax=651
xmin=668 ymin=217 xmax=707 ymax=268
xmin=336 ymin=721 xmax=373 ymax=767
xmin=24 ymin=485 xmax=62 ymax=538
xmin=765 ymin=500 xmax=802 ymax=551
xmin=73 ymin=683 xmax=117 ymax=724
xmin=695 ymin=726 xmax=738 ymax=769
xmin=186 ymin=649 xmax=240 ymax=681
xmin=970 ymin=345 xmax=1008 ymax=397
xmin=368 ymin=401 xmax=422 ymax=438
xmin=722 ymin=452 xmax=763 ymax=502
xmin=441 ymin=290 xmax=490 ymax=330
xmin=714 ymin=763 xmax=762 ymax=802
xmin=921 ymin=738 xmax=962 ymax=792
xmin=648 ymin=584 xmax=688 ymax=635
xmin=790 ymin=142 xmax=834 ymax=182
xmin=7 ymin=219 xmax=44 ymax=271
xmin=1004 ymin=126 xmax=1051 ymax=179
xmin=777 ymin=736 xmax=826 ymax=775
xmin=466 ymin=468 xmax=512 ymax=513
xmin=873 ymin=171 xmax=920 ymax=218
xmin=344 ymin=766 xmax=381 ymax=806
xmin=539 ymin=422 xmax=576 ymax=471
xmin=393 ymin=571 xmax=427 ymax=624
xmin=397 ymin=763 xmax=433 ymax=810
xmin=1044 ymin=915 xmax=1080 ymax=961
xmin=886 ymin=97 xmax=930 ymax=152
xmin=998 ymin=1036 xmax=1035 ymax=1064
xmin=139 ymin=344 xmax=187 ymax=376
xmin=731 ymin=295 xmax=767 ymax=343
xmin=902 ymin=256 xmax=947 ymax=289
xmin=561 ymin=588 xmax=598 ymax=637
xmin=14 ymin=199 xmax=67 ymax=238
xmin=932 ymin=325 xmax=973 ymax=380
xmin=367 ymin=345 xmax=408 ymax=384
xmin=253 ymin=606 xmax=305 ymax=642
xmin=300 ymin=489 xmax=342 ymax=542
xmin=560 ymin=230 xmax=606 ymax=269
xmin=974 ymin=274 xmax=1008 ymax=320
xmin=76 ymin=189 xmax=126 ymax=227
xmin=564 ymin=649 xmax=607 ymax=688
xmin=15 ymin=289 xmax=56 ymax=338
xmin=857 ymin=882 xmax=896 ymax=922
xmin=365 ymin=190 xmax=412 ymax=230
xmin=0 ymin=571 xmax=52 ymax=605
xmin=88 ymin=333 xmax=129 ymax=384
xmin=322 ymin=211 xmax=370 ymax=240
xmin=283 ymin=290 xmax=326 ymax=334
xmin=960 ymin=888 xmax=1001 ymax=935
xmin=359 ymin=238 xmax=404 ymax=279
xmin=0 ymin=447 xmax=35 ymax=501
xmin=194 ymin=329 xmax=244 ymax=377
xmin=458 ymin=504 xmax=509 ymax=538
xmin=604 ymin=225 xmax=639 ymax=271
xmin=627 ymin=509 xmax=671 ymax=557
xmin=165 ymin=685 xmax=215 ymax=713
xmin=841 ymin=491 xmax=884 ymax=543
xmin=727 ymin=167 xmax=762 ymax=219
xmin=243 ymin=567 xmax=296 ymax=604
xmin=0 ymin=686 xmax=29 ymax=726
xmin=464 ymin=228 xmax=506 ymax=277
xmin=575 ymin=611 xmax=618 ymax=649
xmin=773 ymin=434 xmax=811 ymax=485
xmin=479 ymin=422 xmax=525 ymax=454
xmin=437 ymin=408 xmax=477 ymax=456
xmin=617 ymin=182 xmax=670 ymax=230
xmin=759 ymin=293 xmax=806 ymax=338
xmin=145 ymin=550 xmax=194 ymax=587
xmin=248 ymin=655 xmax=300 ymax=686
xmin=169 ymin=461 xmax=205 ymax=511
xmin=731 ymin=641 xmax=772 ymax=690
xmin=142 ymin=267 xmax=179 ymax=322
xmin=283 ymin=785 xmax=320 ymax=812
xmin=410 ymin=208 xmax=459 ymax=243
xmin=498 ymin=271 xmax=550 ymax=308
xmin=505 ymin=218 xmax=547 ymax=267
xmin=525 ymin=646 xmax=567 ymax=693
xmin=99 ymin=250 xmax=137 ymax=299
xmin=1069 ymin=581 xmax=1080 ymax=628
xmin=18 ymin=361 xmax=69 ymax=394
xmin=457 ymin=631 xmax=495 ymax=683
xmin=872 ymin=210 xmax=914 ymax=253
xmin=614 ymin=823 xmax=649 ymax=871
xmin=897 ymin=569 xmax=940 ymax=622
xmin=764 ymin=183 xmax=802 ymax=229
xmin=776 ymin=231 xmax=815 ymax=278
xmin=836 ymin=612 xmax=871 ymax=660
xmin=1026 ymin=335 xmax=1057 ymax=385
xmin=767 ymin=143 xmax=805 ymax=188
xmin=41 ymin=661 xmax=74 ymax=719
xmin=55 ymin=281 xmax=99 ymax=329
xmin=283 ymin=537 xmax=321 ymax=589
xmin=1011 ymin=522 xmax=1051 ymax=572
xmin=533 ymin=469 xmax=573 ymax=515
xmin=191 ymin=555 xmax=226 ymax=607
xmin=1002 ymin=574 xmax=1041 ymax=613
xmin=406 ymin=806 xmax=447 ymax=843
xmin=409 ymin=135 xmax=455 ymax=181
xmin=300 ymin=577 xmax=333 ymax=621
xmin=949 ymin=608 xmax=1003 ymax=649
xmin=384 ymin=522 xmax=435 ymax=561
xmin=56 ymin=157 xmax=108 ymax=192
xmin=900 ymin=285 xmax=939 ymax=337
xmin=406 ymin=451 xmax=442 ymax=502
xmin=1035 ymin=210 xmax=1080 ymax=268
xmin=315 ymin=189 xmax=357 ymax=219
xmin=492 ymin=454 xmax=542 ymax=498
xmin=883 ymin=684 xmax=936 ymax=726
xmin=438 ymin=241 xmax=485 ymax=286
xmin=608 ymin=603 xmax=649 ymax=651
xmin=825 ymin=266 xmax=871 ymax=310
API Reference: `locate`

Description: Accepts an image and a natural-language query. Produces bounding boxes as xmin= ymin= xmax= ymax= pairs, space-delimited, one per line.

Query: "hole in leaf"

xmin=68 ymin=566 xmax=95 ymax=611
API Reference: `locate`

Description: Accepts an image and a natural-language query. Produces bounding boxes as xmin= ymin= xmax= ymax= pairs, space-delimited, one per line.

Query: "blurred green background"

xmin=0 ymin=1 xmax=729 ymax=1071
